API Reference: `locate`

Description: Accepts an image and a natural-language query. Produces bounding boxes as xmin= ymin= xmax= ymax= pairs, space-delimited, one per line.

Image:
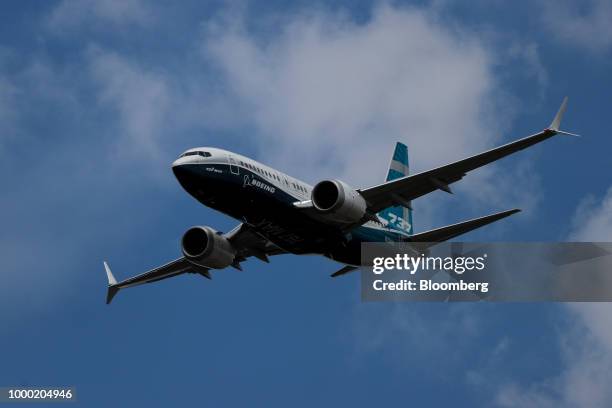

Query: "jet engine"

xmin=311 ymin=179 xmax=367 ymax=224
xmin=181 ymin=226 xmax=235 ymax=269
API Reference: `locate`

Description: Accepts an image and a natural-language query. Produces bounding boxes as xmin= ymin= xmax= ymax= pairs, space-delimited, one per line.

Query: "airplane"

xmin=104 ymin=97 xmax=577 ymax=304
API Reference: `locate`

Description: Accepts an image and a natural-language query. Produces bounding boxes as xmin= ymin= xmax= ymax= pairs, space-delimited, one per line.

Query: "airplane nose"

xmin=172 ymin=156 xmax=212 ymax=200
xmin=172 ymin=156 xmax=202 ymax=187
xmin=171 ymin=160 xmax=190 ymax=179
xmin=172 ymin=155 xmax=198 ymax=169
xmin=172 ymin=160 xmax=187 ymax=181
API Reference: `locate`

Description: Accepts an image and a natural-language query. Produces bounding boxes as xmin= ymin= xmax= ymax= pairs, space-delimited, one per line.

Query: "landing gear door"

xmin=228 ymin=154 xmax=239 ymax=175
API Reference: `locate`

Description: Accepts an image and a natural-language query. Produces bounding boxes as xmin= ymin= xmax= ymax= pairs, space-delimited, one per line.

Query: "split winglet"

xmin=104 ymin=261 xmax=117 ymax=285
xmin=547 ymin=97 xmax=580 ymax=136
xmin=104 ymin=261 xmax=120 ymax=304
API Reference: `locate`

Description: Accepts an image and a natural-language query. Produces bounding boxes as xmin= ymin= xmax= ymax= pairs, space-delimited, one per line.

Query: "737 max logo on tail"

xmin=385 ymin=212 xmax=412 ymax=233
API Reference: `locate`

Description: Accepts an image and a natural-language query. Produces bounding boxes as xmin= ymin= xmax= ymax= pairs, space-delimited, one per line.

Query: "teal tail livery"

xmin=377 ymin=142 xmax=413 ymax=235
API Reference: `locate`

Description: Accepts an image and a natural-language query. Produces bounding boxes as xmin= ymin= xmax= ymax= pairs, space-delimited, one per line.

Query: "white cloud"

xmin=0 ymin=55 xmax=83 ymax=155
xmin=48 ymin=0 xmax=154 ymax=31
xmin=0 ymin=50 xmax=200 ymax=324
xmin=350 ymin=303 xmax=482 ymax=373
xmin=495 ymin=187 xmax=612 ymax=407
xmin=496 ymin=304 xmax=612 ymax=408
xmin=205 ymin=5 xmax=504 ymax=184
xmin=540 ymin=0 xmax=612 ymax=53
xmin=570 ymin=187 xmax=612 ymax=241
xmin=507 ymin=42 xmax=548 ymax=93
xmin=88 ymin=48 xmax=171 ymax=160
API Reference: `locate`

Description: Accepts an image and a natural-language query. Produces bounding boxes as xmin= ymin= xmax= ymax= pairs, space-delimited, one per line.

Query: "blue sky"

xmin=1 ymin=0 xmax=611 ymax=406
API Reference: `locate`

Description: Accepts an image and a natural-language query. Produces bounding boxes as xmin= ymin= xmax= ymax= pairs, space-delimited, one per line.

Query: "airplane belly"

xmin=176 ymin=162 xmax=335 ymax=254
xmin=324 ymin=225 xmax=404 ymax=266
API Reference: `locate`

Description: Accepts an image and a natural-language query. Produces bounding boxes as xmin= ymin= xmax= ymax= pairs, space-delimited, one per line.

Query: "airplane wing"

xmin=104 ymin=258 xmax=195 ymax=304
xmin=359 ymin=98 xmax=577 ymax=213
xmin=104 ymin=223 xmax=286 ymax=304
xmin=406 ymin=208 xmax=520 ymax=247
xmin=225 ymin=223 xmax=287 ymax=265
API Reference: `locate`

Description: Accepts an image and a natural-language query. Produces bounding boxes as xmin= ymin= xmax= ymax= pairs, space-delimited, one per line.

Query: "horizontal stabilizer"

xmin=408 ymin=209 xmax=520 ymax=245
xmin=330 ymin=265 xmax=359 ymax=278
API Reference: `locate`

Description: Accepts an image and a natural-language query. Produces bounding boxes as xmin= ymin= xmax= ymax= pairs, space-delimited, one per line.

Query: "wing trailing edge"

xmin=407 ymin=208 xmax=521 ymax=244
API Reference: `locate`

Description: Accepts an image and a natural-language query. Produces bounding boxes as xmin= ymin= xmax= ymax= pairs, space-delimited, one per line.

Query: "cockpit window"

xmin=180 ymin=151 xmax=211 ymax=158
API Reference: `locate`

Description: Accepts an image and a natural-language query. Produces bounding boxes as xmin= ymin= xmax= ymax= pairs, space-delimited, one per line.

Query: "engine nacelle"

xmin=311 ymin=179 xmax=367 ymax=224
xmin=181 ymin=226 xmax=235 ymax=269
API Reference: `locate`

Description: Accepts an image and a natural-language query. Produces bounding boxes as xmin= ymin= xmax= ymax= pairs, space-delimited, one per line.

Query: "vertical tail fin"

xmin=377 ymin=142 xmax=414 ymax=235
